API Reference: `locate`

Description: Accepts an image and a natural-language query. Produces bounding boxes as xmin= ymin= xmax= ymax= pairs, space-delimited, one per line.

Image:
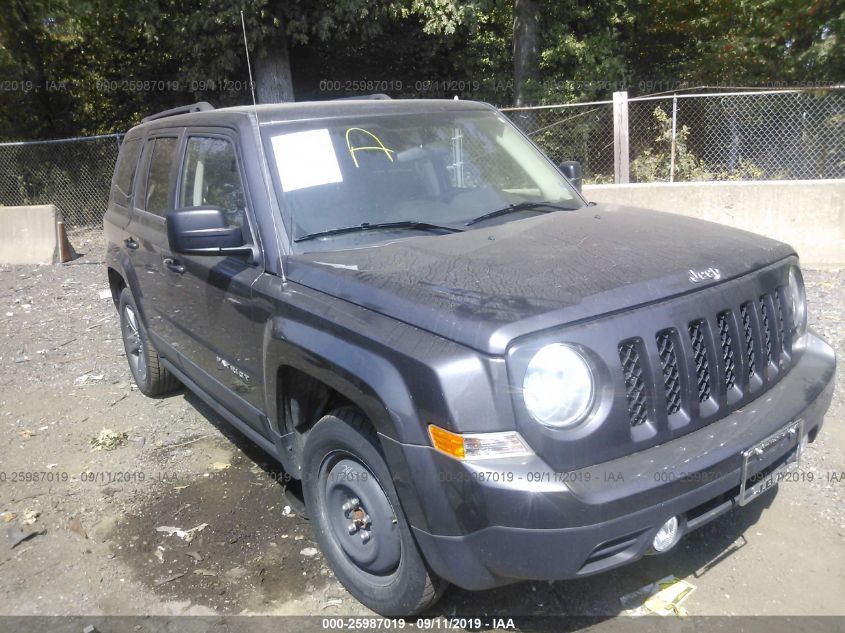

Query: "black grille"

xmin=619 ymin=340 xmax=649 ymax=426
xmin=688 ymin=321 xmax=712 ymax=402
xmin=740 ymin=302 xmax=757 ymax=377
xmin=717 ymin=313 xmax=737 ymax=390
xmin=656 ymin=330 xmax=682 ymax=415
xmin=612 ymin=271 xmax=794 ymax=435
xmin=759 ymin=295 xmax=773 ymax=364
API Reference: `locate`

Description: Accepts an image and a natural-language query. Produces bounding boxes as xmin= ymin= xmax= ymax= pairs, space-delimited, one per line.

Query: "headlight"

xmin=788 ymin=266 xmax=807 ymax=336
xmin=523 ymin=344 xmax=594 ymax=428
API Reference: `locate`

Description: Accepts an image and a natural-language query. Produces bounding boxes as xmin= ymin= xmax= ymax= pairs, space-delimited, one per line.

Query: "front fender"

xmin=262 ymin=315 xmax=420 ymax=446
xmin=261 ymin=313 xmax=441 ymax=532
xmin=252 ymin=275 xmax=513 ymax=534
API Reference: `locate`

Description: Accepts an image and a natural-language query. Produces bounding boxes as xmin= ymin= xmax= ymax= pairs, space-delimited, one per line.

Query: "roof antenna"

xmin=239 ymin=9 xmax=284 ymax=265
xmin=240 ymin=10 xmax=259 ymax=111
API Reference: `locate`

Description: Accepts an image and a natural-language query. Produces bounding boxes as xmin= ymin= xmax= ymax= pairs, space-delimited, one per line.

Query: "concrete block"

xmin=583 ymin=179 xmax=845 ymax=268
xmin=0 ymin=204 xmax=75 ymax=265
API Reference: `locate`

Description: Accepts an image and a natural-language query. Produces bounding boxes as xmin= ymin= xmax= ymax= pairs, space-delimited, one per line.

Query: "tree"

xmin=254 ymin=27 xmax=293 ymax=103
xmin=513 ymin=0 xmax=540 ymax=105
xmin=0 ymin=0 xmax=80 ymax=137
xmin=631 ymin=0 xmax=845 ymax=85
xmin=175 ymin=1 xmax=451 ymax=104
xmin=2 ymin=0 xmax=843 ymax=139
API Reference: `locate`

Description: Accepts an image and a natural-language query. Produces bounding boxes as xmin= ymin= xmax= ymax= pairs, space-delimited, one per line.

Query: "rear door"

xmin=106 ymin=136 xmax=142 ymax=231
xmin=126 ymin=131 xmax=183 ymax=346
xmin=160 ymin=129 xmax=267 ymax=435
xmin=105 ymin=136 xmax=143 ymax=282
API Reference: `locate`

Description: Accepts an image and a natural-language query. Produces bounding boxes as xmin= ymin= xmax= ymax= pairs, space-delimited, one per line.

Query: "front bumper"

xmin=386 ymin=332 xmax=835 ymax=590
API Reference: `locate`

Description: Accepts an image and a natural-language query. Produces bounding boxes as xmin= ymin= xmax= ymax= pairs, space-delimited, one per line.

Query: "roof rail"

xmin=333 ymin=94 xmax=392 ymax=101
xmin=141 ymin=102 xmax=215 ymax=123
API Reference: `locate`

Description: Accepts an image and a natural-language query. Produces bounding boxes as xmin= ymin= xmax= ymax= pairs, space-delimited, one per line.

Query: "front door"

xmin=161 ymin=131 xmax=267 ymax=436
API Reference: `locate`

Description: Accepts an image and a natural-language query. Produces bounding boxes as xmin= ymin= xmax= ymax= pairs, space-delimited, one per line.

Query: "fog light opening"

xmin=652 ymin=516 xmax=683 ymax=553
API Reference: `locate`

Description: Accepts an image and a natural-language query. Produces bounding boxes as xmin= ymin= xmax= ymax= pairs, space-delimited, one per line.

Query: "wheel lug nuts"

xmin=350 ymin=497 xmax=360 ymax=507
xmin=363 ymin=514 xmax=371 ymax=526
xmin=347 ymin=523 xmax=357 ymax=535
xmin=342 ymin=502 xmax=352 ymax=513
xmin=360 ymin=530 xmax=370 ymax=543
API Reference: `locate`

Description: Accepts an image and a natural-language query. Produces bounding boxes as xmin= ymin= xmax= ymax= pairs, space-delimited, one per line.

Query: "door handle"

xmin=124 ymin=237 xmax=139 ymax=250
xmin=163 ymin=258 xmax=185 ymax=274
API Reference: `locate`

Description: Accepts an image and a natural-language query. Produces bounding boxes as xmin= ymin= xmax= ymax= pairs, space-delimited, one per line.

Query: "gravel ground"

xmin=0 ymin=240 xmax=842 ymax=627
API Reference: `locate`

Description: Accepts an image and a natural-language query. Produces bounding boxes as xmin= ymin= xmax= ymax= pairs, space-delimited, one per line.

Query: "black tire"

xmin=118 ymin=287 xmax=179 ymax=397
xmin=302 ymin=407 xmax=446 ymax=616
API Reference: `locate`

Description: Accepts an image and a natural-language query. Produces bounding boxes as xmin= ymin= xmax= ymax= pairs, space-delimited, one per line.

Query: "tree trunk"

xmin=513 ymin=0 xmax=540 ymax=106
xmin=254 ymin=29 xmax=294 ymax=103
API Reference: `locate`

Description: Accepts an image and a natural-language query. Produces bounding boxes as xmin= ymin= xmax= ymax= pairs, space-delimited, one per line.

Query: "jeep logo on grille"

xmin=689 ymin=267 xmax=721 ymax=283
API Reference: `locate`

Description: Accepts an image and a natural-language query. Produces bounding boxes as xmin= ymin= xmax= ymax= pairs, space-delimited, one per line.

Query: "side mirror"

xmin=166 ymin=208 xmax=252 ymax=256
xmin=559 ymin=161 xmax=582 ymax=193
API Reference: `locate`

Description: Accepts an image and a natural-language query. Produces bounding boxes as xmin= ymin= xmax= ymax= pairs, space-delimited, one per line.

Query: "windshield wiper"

xmin=294 ymin=220 xmax=464 ymax=243
xmin=466 ymin=201 xmax=576 ymax=226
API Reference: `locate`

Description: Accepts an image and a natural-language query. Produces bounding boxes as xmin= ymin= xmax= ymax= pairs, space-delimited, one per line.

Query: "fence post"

xmin=669 ymin=94 xmax=678 ymax=182
xmin=612 ymin=91 xmax=629 ymax=183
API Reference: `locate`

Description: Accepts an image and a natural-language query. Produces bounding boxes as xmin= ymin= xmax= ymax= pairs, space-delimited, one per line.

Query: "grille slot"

xmin=740 ymin=302 xmax=757 ymax=378
xmin=774 ymin=288 xmax=786 ymax=355
xmin=688 ymin=321 xmax=712 ymax=402
xmin=619 ymin=340 xmax=649 ymax=427
xmin=717 ymin=312 xmax=737 ymax=391
xmin=656 ymin=330 xmax=682 ymax=415
xmin=759 ymin=295 xmax=773 ymax=364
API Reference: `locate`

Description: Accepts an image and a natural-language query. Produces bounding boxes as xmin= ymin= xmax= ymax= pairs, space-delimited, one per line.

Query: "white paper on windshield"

xmin=271 ymin=129 xmax=343 ymax=192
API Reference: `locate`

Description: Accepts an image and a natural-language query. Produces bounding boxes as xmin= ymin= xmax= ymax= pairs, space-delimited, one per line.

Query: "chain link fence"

xmin=507 ymin=103 xmax=616 ymax=184
xmin=0 ymin=134 xmax=122 ymax=234
xmin=505 ymin=87 xmax=845 ymax=184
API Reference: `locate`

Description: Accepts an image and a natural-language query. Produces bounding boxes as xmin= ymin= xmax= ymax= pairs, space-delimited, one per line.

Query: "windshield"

xmin=262 ymin=108 xmax=582 ymax=252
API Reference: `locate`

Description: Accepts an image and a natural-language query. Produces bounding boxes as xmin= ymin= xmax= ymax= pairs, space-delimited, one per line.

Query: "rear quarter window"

xmin=111 ymin=138 xmax=141 ymax=207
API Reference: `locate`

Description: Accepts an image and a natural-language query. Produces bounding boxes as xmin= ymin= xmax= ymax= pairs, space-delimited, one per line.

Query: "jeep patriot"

xmin=104 ymin=98 xmax=836 ymax=616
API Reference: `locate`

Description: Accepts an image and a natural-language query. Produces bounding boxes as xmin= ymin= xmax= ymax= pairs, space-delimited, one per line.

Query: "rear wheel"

xmin=302 ymin=407 xmax=446 ymax=616
xmin=118 ymin=287 xmax=179 ymax=397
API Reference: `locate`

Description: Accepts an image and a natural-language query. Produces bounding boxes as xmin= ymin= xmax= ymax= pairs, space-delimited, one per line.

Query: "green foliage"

xmin=631 ymin=106 xmax=708 ymax=182
xmin=535 ymin=0 xmax=631 ymax=104
xmin=712 ymin=158 xmax=766 ymax=181
xmin=0 ymin=0 xmax=843 ymax=138
xmin=634 ymin=0 xmax=845 ymax=86
xmin=631 ymin=106 xmax=769 ymax=182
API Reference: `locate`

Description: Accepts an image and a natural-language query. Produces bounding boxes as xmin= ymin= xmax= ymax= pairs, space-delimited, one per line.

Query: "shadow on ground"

xmin=111 ymin=391 xmax=329 ymax=613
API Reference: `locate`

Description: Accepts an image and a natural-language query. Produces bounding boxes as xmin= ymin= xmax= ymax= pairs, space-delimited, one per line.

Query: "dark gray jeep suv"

xmin=104 ymin=98 xmax=836 ymax=616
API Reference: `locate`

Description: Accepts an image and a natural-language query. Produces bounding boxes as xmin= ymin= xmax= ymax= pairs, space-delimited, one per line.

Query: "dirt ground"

xmin=0 ymin=234 xmax=843 ymax=629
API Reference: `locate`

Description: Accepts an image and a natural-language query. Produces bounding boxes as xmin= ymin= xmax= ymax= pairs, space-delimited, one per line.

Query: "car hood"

xmin=285 ymin=204 xmax=795 ymax=354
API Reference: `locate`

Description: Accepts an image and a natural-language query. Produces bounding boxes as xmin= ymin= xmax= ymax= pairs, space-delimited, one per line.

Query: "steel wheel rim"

xmin=123 ymin=305 xmax=147 ymax=382
xmin=319 ymin=451 xmax=401 ymax=579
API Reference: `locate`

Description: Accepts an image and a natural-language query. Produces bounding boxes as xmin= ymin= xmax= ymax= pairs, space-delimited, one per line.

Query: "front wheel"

xmin=302 ymin=407 xmax=446 ymax=616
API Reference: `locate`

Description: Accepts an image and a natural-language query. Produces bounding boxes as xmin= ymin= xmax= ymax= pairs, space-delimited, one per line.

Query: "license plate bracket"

xmin=738 ymin=420 xmax=803 ymax=506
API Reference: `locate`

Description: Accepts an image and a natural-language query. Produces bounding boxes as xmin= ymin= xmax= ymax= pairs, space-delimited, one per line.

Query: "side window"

xmin=179 ymin=136 xmax=247 ymax=228
xmin=143 ymin=137 xmax=179 ymax=217
xmin=111 ymin=138 xmax=141 ymax=207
